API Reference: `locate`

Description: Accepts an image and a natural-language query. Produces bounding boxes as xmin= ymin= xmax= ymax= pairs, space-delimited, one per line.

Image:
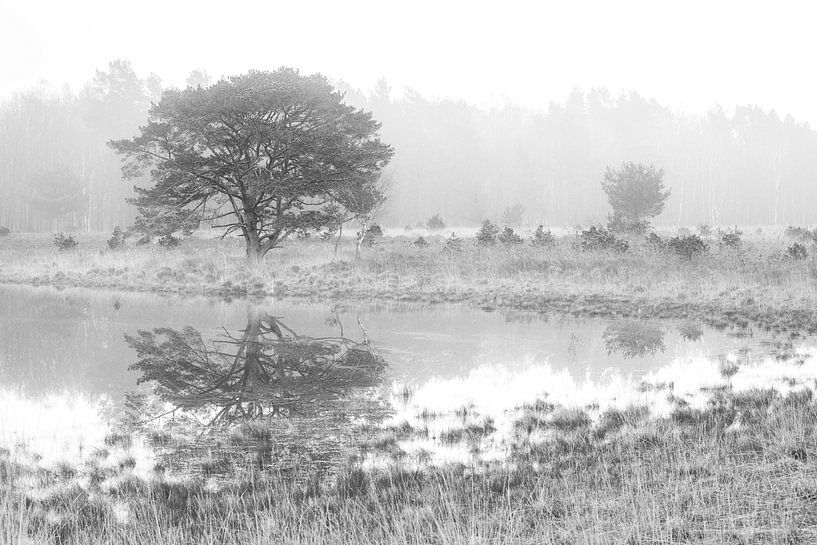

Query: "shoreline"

xmin=2 ymin=268 xmax=816 ymax=339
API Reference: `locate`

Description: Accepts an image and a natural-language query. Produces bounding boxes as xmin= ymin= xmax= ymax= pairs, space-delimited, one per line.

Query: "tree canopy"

xmin=111 ymin=68 xmax=393 ymax=263
xmin=601 ymin=162 xmax=670 ymax=229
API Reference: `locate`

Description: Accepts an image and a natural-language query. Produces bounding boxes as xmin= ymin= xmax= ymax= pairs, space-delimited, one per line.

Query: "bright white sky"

xmin=1 ymin=0 xmax=815 ymax=123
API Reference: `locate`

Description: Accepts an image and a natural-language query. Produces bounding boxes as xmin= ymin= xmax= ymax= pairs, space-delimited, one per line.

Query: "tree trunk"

xmin=244 ymin=208 xmax=264 ymax=266
xmin=246 ymin=235 xmax=263 ymax=267
xmin=355 ymin=218 xmax=368 ymax=259
xmin=334 ymin=222 xmax=343 ymax=257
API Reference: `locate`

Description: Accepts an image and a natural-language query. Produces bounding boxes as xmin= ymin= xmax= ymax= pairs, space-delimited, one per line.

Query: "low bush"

xmin=443 ymin=232 xmax=463 ymax=252
xmin=476 ymin=219 xmax=499 ymax=246
xmin=498 ymin=227 xmax=523 ymax=246
xmin=53 ymin=232 xmax=78 ymax=251
xmin=426 ymin=214 xmax=446 ymax=231
xmin=785 ymin=226 xmax=817 ymax=243
xmin=606 ymin=213 xmax=649 ymax=235
xmin=106 ymin=226 xmax=126 ymax=250
xmin=531 ymin=225 xmax=555 ymax=247
xmin=157 ymin=234 xmax=181 ymax=248
xmin=412 ymin=236 xmax=429 ymax=248
xmin=578 ymin=226 xmax=629 ymax=252
xmin=645 ymin=232 xmax=666 ymax=251
xmin=0 ymin=226 xmax=9 ymax=237
xmin=666 ymin=234 xmax=708 ymax=259
xmin=786 ymin=243 xmax=808 ymax=260
xmin=719 ymin=228 xmax=743 ymax=248
xmin=362 ymin=224 xmax=384 ymax=247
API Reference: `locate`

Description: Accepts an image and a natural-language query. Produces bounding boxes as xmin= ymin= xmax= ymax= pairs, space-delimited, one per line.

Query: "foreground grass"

xmin=1 ymin=230 xmax=817 ymax=332
xmin=4 ymin=384 xmax=817 ymax=544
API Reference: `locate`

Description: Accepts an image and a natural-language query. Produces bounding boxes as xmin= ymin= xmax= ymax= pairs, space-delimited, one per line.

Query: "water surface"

xmin=1 ymin=283 xmax=812 ymax=476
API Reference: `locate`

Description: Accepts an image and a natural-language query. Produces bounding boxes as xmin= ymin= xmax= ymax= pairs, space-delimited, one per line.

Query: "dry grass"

xmin=1 ymin=230 xmax=817 ymax=331
xmin=4 ymin=384 xmax=817 ymax=544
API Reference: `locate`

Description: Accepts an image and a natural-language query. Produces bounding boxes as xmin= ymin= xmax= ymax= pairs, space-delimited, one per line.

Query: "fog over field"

xmin=6 ymin=3 xmax=817 ymax=544
xmin=2 ymin=0 xmax=817 ymax=231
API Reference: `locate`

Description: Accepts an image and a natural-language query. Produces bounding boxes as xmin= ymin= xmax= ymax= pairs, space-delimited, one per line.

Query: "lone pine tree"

xmin=111 ymin=68 xmax=393 ymax=264
xmin=602 ymin=162 xmax=670 ymax=232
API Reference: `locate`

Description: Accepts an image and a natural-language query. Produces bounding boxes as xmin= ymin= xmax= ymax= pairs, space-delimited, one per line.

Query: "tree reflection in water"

xmin=602 ymin=321 xmax=665 ymax=358
xmin=123 ymin=307 xmax=388 ymax=478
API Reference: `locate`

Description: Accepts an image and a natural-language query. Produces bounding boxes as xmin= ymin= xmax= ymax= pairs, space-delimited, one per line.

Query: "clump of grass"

xmin=719 ymin=357 xmax=740 ymax=379
xmin=596 ymin=405 xmax=649 ymax=436
xmin=103 ymin=432 xmax=132 ymax=449
xmin=549 ymin=407 xmax=591 ymax=432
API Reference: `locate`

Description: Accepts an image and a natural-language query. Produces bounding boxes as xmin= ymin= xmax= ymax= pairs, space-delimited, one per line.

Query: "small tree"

xmin=602 ymin=162 xmax=670 ymax=232
xmin=443 ymin=232 xmax=463 ymax=252
xmin=54 ymin=233 xmax=78 ymax=251
xmin=666 ymin=234 xmax=708 ymax=259
xmin=787 ymin=243 xmax=808 ymax=260
xmin=531 ymin=226 xmax=555 ymax=247
xmin=412 ymin=236 xmax=429 ymax=248
xmin=107 ymin=226 xmax=126 ymax=250
xmin=719 ymin=228 xmax=743 ymax=248
xmin=475 ymin=219 xmax=499 ymax=246
xmin=498 ymin=227 xmax=523 ymax=246
xmin=426 ymin=214 xmax=446 ymax=231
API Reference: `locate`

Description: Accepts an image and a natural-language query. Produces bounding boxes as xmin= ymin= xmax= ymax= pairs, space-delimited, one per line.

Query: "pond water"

xmin=1 ymin=283 xmax=815 ymax=477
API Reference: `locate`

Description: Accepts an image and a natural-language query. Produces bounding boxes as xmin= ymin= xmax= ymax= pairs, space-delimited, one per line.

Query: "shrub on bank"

xmin=412 ymin=236 xmax=429 ymax=248
xmin=53 ymin=233 xmax=78 ymax=251
xmin=531 ymin=225 xmax=555 ymax=247
xmin=107 ymin=226 xmax=126 ymax=250
xmin=0 ymin=226 xmax=9 ymax=237
xmin=157 ymin=234 xmax=181 ymax=248
xmin=786 ymin=243 xmax=808 ymax=260
xmin=426 ymin=214 xmax=446 ymax=231
xmin=666 ymin=234 xmax=708 ymax=259
xmin=498 ymin=227 xmax=523 ymax=246
xmin=578 ymin=226 xmax=629 ymax=252
xmin=476 ymin=219 xmax=499 ymax=246
xmin=785 ymin=225 xmax=817 ymax=243
xmin=443 ymin=232 xmax=463 ymax=252
xmin=719 ymin=228 xmax=743 ymax=248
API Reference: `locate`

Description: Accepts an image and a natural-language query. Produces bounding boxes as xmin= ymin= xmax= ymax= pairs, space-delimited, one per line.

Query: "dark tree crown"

xmin=111 ymin=67 xmax=393 ymax=262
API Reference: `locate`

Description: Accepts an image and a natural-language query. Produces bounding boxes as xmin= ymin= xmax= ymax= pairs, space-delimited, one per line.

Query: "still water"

xmin=1 ymin=283 xmax=814 ymax=475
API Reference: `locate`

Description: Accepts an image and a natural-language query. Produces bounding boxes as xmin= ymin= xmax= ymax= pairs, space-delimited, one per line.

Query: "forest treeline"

xmin=2 ymin=60 xmax=817 ymax=232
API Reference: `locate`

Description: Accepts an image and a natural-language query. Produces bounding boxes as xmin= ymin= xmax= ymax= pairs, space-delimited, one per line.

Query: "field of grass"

xmin=1 ymin=229 xmax=817 ymax=333
xmin=4 ymin=229 xmax=817 ymax=543
xmin=4 ymin=351 xmax=817 ymax=544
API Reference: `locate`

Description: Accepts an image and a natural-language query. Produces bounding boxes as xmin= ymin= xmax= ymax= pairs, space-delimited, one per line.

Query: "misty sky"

xmin=1 ymin=0 xmax=814 ymax=123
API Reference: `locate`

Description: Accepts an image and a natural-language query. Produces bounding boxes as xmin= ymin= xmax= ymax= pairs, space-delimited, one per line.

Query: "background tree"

xmin=601 ymin=162 xmax=670 ymax=231
xmin=112 ymin=68 xmax=393 ymax=264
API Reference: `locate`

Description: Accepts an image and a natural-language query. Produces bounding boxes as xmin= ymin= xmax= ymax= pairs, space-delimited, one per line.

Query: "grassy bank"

xmin=4 ymin=352 xmax=817 ymax=544
xmin=2 ymin=230 xmax=817 ymax=333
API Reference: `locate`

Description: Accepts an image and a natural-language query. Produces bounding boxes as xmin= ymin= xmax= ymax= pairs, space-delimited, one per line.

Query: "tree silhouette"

xmin=602 ymin=162 xmax=671 ymax=231
xmin=126 ymin=307 xmax=386 ymax=426
xmin=124 ymin=307 xmax=388 ymax=477
xmin=602 ymin=321 xmax=665 ymax=358
xmin=111 ymin=68 xmax=393 ymax=264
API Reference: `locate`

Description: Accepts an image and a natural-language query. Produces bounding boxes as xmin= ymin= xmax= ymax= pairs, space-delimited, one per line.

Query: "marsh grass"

xmin=2 ymin=231 xmax=817 ymax=332
xmin=6 ymin=384 xmax=817 ymax=544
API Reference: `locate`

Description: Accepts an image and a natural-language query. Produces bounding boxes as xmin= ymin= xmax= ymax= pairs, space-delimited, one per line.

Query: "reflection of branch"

xmin=126 ymin=309 xmax=385 ymax=430
xmin=357 ymin=317 xmax=369 ymax=344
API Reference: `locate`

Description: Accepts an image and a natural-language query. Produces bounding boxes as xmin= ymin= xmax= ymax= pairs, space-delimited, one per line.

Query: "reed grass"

xmin=4 ymin=384 xmax=817 ymax=544
xmin=2 ymin=230 xmax=816 ymax=331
